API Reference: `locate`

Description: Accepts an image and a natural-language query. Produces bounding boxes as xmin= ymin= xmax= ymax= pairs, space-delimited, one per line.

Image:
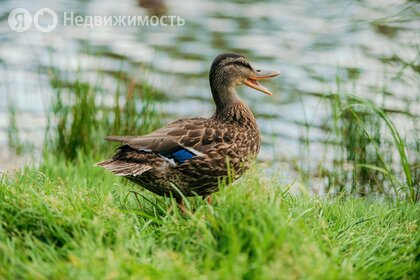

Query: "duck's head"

xmin=209 ymin=53 xmax=279 ymax=108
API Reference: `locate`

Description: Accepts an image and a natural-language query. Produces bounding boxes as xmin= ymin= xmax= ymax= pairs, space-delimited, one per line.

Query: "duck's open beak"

xmin=243 ymin=69 xmax=280 ymax=96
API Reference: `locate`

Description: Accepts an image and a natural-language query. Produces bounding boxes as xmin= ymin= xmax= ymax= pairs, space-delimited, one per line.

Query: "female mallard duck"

xmin=97 ymin=53 xmax=279 ymax=207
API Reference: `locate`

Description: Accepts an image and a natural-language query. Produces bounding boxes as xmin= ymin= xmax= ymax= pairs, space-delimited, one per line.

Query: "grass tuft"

xmin=319 ymin=91 xmax=419 ymax=202
xmin=45 ymin=67 xmax=161 ymax=161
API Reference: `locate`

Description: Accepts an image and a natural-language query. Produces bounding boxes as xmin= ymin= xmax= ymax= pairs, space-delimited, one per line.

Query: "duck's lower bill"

xmin=243 ymin=69 xmax=280 ymax=95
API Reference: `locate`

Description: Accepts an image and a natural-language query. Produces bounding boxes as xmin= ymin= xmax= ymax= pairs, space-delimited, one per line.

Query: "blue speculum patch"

xmin=161 ymin=148 xmax=195 ymax=164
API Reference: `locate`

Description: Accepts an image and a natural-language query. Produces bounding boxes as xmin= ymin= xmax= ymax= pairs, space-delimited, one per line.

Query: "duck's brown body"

xmin=97 ymin=53 xmax=278 ymax=199
xmin=98 ymin=102 xmax=259 ymax=198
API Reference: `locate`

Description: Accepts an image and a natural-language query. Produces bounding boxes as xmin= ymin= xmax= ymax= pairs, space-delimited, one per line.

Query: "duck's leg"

xmin=176 ymin=197 xmax=187 ymax=214
xmin=203 ymin=195 xmax=212 ymax=205
xmin=130 ymin=191 xmax=142 ymax=208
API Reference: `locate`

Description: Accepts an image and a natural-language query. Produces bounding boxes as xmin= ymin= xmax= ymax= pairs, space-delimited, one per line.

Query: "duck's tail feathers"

xmin=105 ymin=136 xmax=137 ymax=143
xmin=95 ymin=159 xmax=152 ymax=176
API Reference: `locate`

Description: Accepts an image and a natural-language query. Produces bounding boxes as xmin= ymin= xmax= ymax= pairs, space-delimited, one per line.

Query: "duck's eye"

xmin=256 ymin=70 xmax=261 ymax=72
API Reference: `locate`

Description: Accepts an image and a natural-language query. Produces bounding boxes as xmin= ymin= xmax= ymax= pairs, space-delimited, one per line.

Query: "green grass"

xmin=316 ymin=82 xmax=419 ymax=202
xmin=6 ymin=97 xmax=25 ymax=155
xmin=46 ymin=65 xmax=162 ymax=161
xmin=0 ymin=156 xmax=419 ymax=279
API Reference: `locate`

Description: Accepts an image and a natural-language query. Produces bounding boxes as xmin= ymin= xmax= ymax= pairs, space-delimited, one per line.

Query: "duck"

xmin=96 ymin=53 xmax=279 ymax=209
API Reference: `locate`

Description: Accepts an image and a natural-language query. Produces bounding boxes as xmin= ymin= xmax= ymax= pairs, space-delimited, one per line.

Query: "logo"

xmin=8 ymin=8 xmax=32 ymax=32
xmin=34 ymin=8 xmax=58 ymax=32
xmin=8 ymin=8 xmax=58 ymax=32
xmin=8 ymin=8 xmax=185 ymax=31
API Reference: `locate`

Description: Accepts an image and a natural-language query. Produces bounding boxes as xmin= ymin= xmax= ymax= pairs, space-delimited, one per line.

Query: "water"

xmin=0 ymin=0 xmax=419 ymax=177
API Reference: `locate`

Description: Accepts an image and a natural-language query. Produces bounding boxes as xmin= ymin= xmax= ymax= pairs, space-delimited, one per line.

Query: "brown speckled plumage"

xmin=96 ymin=53 xmax=279 ymax=199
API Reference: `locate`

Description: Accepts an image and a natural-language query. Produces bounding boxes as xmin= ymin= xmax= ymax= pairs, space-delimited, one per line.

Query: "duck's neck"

xmin=211 ymin=85 xmax=258 ymax=130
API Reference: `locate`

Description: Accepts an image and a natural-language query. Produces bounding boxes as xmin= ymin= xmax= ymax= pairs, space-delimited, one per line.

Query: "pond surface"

xmin=0 ymin=0 xmax=419 ymax=182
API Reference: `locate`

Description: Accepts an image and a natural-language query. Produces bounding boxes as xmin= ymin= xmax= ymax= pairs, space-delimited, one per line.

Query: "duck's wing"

xmin=105 ymin=118 xmax=228 ymax=163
